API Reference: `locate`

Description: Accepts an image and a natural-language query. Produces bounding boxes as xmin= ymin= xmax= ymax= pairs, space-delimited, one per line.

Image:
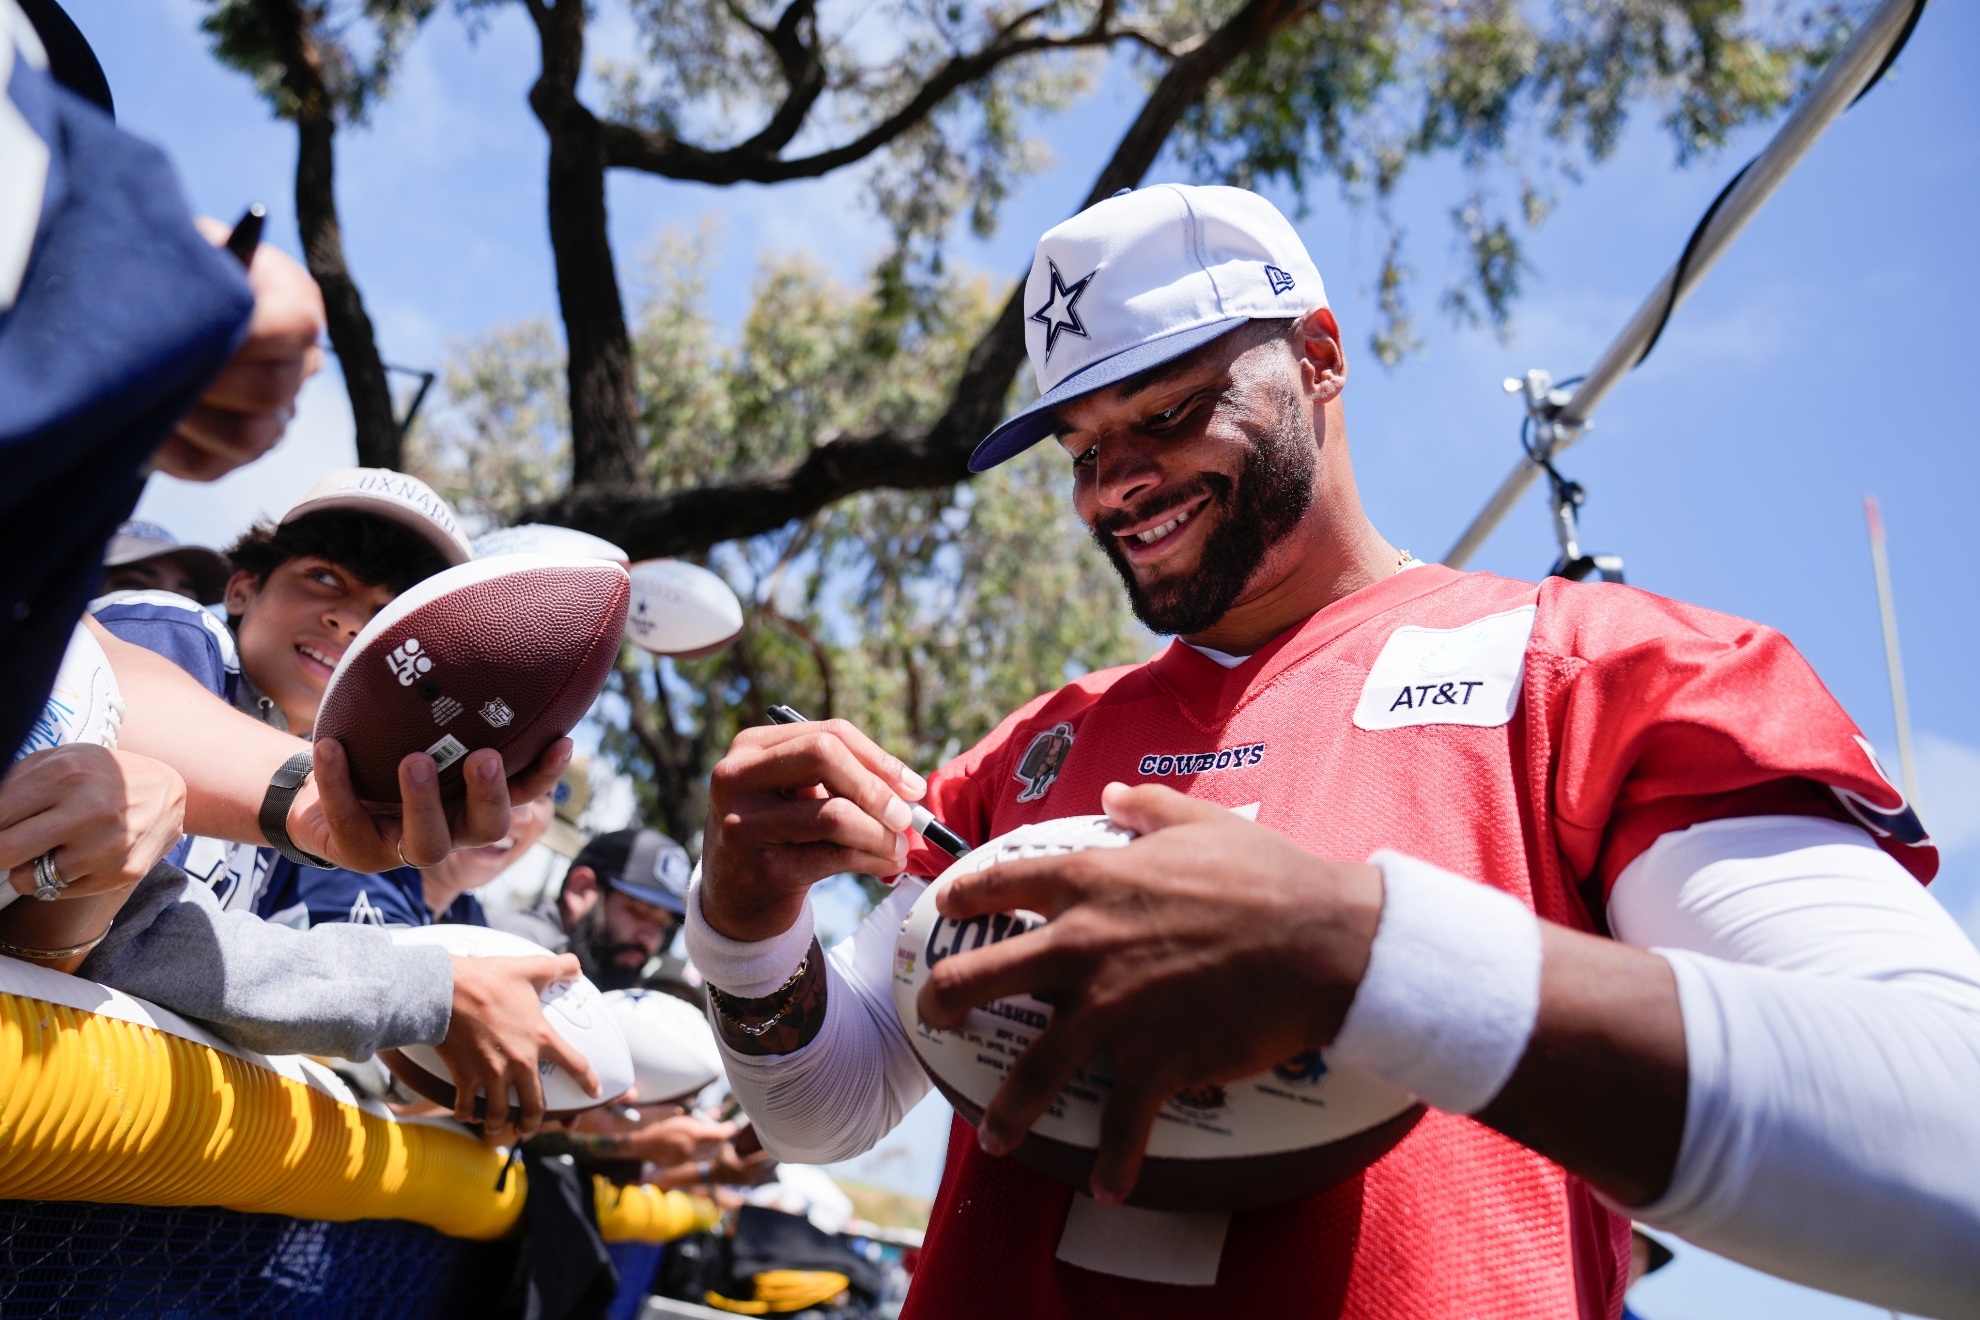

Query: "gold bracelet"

xmin=0 ymin=930 xmax=110 ymax=962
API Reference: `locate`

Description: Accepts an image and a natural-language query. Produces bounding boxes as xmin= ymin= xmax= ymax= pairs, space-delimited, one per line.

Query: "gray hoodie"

xmin=79 ymin=861 xmax=453 ymax=1059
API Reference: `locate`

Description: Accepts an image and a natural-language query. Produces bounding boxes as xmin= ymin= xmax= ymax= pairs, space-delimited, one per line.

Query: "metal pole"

xmin=1864 ymin=495 xmax=1920 ymax=804
xmin=1443 ymin=0 xmax=1927 ymax=568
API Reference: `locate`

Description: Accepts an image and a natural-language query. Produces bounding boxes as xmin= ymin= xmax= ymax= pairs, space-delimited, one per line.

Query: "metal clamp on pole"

xmin=1442 ymin=0 xmax=1930 ymax=571
xmin=1504 ymin=371 xmax=1624 ymax=584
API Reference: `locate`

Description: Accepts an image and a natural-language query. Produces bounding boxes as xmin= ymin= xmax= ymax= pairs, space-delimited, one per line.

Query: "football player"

xmin=685 ymin=186 xmax=1980 ymax=1317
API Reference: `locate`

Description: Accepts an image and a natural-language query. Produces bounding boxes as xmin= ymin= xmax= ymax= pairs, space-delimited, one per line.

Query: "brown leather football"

xmin=313 ymin=555 xmax=630 ymax=807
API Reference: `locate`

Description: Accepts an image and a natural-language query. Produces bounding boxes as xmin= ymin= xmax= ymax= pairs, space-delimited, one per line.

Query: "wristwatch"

xmin=259 ymin=750 xmax=333 ymax=868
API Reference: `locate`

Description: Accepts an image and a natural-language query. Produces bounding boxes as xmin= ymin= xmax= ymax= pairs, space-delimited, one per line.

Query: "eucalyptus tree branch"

xmin=600 ymin=13 xmax=1125 ymax=185
xmin=525 ymin=0 xmax=644 ymax=488
xmin=526 ymin=0 xmax=1321 ymax=557
xmin=729 ymin=0 xmax=827 ymax=159
xmin=763 ymin=610 xmax=838 ymax=719
xmin=247 ymin=0 xmax=402 ymax=467
xmin=616 ymin=653 xmax=701 ymax=842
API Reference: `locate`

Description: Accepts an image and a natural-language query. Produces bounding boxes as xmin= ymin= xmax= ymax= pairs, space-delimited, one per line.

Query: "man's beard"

xmin=1091 ymin=387 xmax=1317 ymax=636
xmin=570 ymin=908 xmax=655 ymax=992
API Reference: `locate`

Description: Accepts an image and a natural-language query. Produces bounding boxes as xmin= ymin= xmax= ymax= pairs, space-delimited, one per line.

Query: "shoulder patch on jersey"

xmin=1013 ymin=721 xmax=1075 ymax=803
xmin=1353 ymin=606 xmax=1535 ymax=732
xmin=1833 ymin=735 xmax=1932 ymax=848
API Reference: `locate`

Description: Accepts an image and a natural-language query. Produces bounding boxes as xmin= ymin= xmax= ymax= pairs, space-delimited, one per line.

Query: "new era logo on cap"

xmin=972 ymin=184 xmax=1326 ymax=472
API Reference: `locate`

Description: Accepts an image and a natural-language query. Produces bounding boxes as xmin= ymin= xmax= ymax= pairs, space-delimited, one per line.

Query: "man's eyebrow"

xmin=1049 ymin=351 xmax=1220 ymax=441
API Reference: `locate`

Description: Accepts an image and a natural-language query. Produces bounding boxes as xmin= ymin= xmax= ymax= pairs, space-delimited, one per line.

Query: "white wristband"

xmin=1328 ymin=850 xmax=1543 ymax=1115
xmin=683 ymin=863 xmax=818 ymax=999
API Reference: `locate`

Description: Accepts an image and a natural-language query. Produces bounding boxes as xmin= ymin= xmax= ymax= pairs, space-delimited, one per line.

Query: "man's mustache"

xmin=1090 ymin=476 xmax=1230 ymax=539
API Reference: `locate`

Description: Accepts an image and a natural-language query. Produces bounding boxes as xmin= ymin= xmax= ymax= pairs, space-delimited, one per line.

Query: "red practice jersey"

xmin=897 ymin=565 xmax=1933 ymax=1320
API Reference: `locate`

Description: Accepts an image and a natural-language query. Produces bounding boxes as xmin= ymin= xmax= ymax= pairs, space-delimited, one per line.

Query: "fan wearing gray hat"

xmin=493 ymin=827 xmax=692 ymax=993
xmin=99 ymin=520 xmax=230 ymax=604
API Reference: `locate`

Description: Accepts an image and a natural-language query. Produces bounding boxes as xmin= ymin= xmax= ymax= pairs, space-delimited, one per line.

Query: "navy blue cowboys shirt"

xmin=90 ymin=589 xmax=267 ymax=908
xmin=1 ymin=24 xmax=253 ymax=761
xmin=256 ymin=860 xmax=488 ymax=930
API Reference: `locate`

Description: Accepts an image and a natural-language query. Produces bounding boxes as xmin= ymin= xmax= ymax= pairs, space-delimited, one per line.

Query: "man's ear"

xmin=560 ymin=865 xmax=600 ymax=923
xmin=223 ymin=568 xmax=261 ymax=619
xmin=1294 ymin=305 xmax=1346 ymax=403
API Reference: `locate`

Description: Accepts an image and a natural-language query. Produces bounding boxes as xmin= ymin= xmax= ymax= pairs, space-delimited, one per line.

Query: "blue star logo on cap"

xmin=1029 ymin=258 xmax=1094 ymax=361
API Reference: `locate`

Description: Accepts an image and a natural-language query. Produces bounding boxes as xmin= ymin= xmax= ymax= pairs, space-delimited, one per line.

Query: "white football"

xmin=472 ymin=523 xmax=630 ymax=564
xmin=16 ymin=624 xmax=123 ymax=761
xmin=386 ymin=925 xmax=634 ymax=1115
xmin=893 ymin=815 xmax=1423 ymax=1211
xmin=625 ymin=559 xmax=744 ymax=658
xmin=601 ymin=988 xmax=724 ymax=1105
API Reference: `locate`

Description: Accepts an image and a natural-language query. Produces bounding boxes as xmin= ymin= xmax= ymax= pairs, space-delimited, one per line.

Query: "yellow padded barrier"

xmin=704 ymin=1271 xmax=852 ymax=1314
xmin=594 ymin=1179 xmax=720 ymax=1243
xmin=0 ymin=981 xmax=524 ymax=1240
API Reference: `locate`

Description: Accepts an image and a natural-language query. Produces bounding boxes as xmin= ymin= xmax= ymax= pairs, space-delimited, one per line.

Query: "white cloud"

xmin=1916 ymin=732 xmax=1980 ymax=856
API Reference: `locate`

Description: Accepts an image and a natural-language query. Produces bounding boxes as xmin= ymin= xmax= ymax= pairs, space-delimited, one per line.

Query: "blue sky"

xmin=76 ymin=0 xmax=1979 ymax=1312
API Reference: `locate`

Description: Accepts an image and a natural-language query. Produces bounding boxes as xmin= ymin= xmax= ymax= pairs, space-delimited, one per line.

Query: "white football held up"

xmin=626 ymin=559 xmax=745 ymax=658
xmin=386 ymin=925 xmax=634 ymax=1115
xmin=601 ymin=988 xmax=724 ymax=1105
xmin=473 ymin=523 xmax=630 ymax=564
xmin=893 ymin=815 xmax=1422 ymax=1211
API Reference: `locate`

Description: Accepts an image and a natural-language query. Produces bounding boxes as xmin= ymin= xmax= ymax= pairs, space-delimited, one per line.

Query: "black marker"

xmin=224 ymin=204 xmax=265 ymax=267
xmin=765 ymin=705 xmax=970 ymax=858
xmin=137 ymin=205 xmax=269 ymax=483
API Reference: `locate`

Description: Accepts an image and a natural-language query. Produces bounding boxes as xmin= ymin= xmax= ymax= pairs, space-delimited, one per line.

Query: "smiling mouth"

xmin=1132 ymin=507 xmax=1194 ymax=545
xmin=296 ymin=643 xmax=342 ymax=674
xmin=1109 ymin=492 xmax=1211 ymax=556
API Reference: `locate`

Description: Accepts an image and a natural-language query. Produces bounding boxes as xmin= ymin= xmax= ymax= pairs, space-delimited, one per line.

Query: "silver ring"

xmin=32 ymin=851 xmax=65 ymax=902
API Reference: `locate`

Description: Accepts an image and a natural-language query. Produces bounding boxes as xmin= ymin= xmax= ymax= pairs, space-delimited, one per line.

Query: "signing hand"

xmin=293 ymin=738 xmax=573 ymax=872
xmin=566 ymin=1105 xmax=738 ymax=1166
xmin=705 ymin=1137 xmax=779 ymax=1187
xmin=410 ymin=952 xmax=602 ymax=1141
xmin=702 ymin=719 xmax=925 ymax=942
xmin=0 ymin=746 xmax=187 ymax=899
xmin=916 ymin=782 xmax=1385 ymax=1205
xmin=153 ymin=221 xmax=325 ymax=482
xmin=648 ymin=1138 xmax=779 ymax=1191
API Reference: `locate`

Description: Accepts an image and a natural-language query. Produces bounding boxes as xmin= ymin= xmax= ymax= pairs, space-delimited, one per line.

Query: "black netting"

xmin=0 ymin=1201 xmax=511 ymax=1318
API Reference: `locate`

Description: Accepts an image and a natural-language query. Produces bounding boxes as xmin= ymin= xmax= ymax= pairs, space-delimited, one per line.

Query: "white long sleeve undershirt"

xmin=1609 ymin=816 xmax=1980 ymax=1317
xmin=687 ymin=878 xmax=932 ymax=1165
xmin=688 ymin=817 xmax=1980 ymax=1314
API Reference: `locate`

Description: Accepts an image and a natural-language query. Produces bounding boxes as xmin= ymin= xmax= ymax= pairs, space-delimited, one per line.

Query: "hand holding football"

xmin=902 ymin=793 xmax=1419 ymax=1210
xmin=313 ymin=555 xmax=628 ymax=807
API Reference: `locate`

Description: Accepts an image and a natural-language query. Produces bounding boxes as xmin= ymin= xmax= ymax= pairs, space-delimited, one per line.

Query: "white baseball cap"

xmin=970 ymin=184 xmax=1326 ymax=472
xmin=279 ymin=467 xmax=473 ymax=566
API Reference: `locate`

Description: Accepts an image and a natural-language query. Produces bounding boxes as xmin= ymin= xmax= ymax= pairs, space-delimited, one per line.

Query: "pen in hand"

xmin=765 ymin=704 xmax=971 ymax=858
xmin=224 ymin=204 xmax=265 ymax=267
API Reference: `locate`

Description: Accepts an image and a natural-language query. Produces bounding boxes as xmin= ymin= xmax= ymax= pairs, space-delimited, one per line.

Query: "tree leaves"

xmin=201 ymin=0 xmax=438 ymax=125
xmin=422 ymin=239 xmax=1147 ymax=838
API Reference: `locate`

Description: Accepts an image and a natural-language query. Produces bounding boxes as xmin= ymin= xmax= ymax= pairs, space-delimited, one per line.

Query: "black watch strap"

xmin=260 ymin=750 xmax=332 ymax=868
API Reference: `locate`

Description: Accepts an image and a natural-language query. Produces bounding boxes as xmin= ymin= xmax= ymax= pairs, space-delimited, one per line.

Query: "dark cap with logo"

xmin=572 ymin=827 xmax=692 ymax=916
